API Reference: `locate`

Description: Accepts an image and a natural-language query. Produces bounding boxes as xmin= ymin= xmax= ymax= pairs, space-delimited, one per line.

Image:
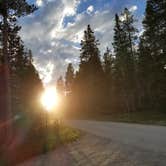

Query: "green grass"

xmin=44 ymin=125 xmax=81 ymax=152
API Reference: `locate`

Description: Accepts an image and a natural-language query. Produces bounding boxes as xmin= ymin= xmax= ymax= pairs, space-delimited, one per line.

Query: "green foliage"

xmin=112 ymin=8 xmax=138 ymax=112
xmin=0 ymin=0 xmax=44 ymax=153
xmin=65 ymin=3 xmax=166 ymax=115
xmin=59 ymin=125 xmax=80 ymax=143
xmin=42 ymin=124 xmax=80 ymax=153
xmin=138 ymin=0 xmax=166 ymax=110
xmin=72 ymin=25 xmax=104 ymax=113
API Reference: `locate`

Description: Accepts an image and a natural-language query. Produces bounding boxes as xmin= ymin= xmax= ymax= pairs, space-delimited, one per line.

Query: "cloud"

xmin=62 ymin=0 xmax=80 ymax=16
xmin=35 ymin=61 xmax=55 ymax=85
xmin=19 ymin=0 xmax=144 ymax=85
xmin=19 ymin=3 xmax=115 ymax=83
xmin=36 ymin=0 xmax=43 ymax=7
xmin=87 ymin=5 xmax=94 ymax=14
xmin=129 ymin=5 xmax=138 ymax=12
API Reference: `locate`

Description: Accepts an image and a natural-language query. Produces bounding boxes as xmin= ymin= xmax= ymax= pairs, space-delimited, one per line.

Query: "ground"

xmin=19 ymin=120 xmax=166 ymax=166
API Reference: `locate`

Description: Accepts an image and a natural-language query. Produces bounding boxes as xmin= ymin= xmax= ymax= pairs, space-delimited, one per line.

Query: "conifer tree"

xmin=0 ymin=0 xmax=37 ymax=145
xmin=113 ymin=9 xmax=138 ymax=112
xmin=57 ymin=76 xmax=65 ymax=95
xmin=103 ymin=47 xmax=114 ymax=109
xmin=76 ymin=25 xmax=104 ymax=112
xmin=65 ymin=63 xmax=74 ymax=93
xmin=138 ymin=0 xmax=166 ymax=110
xmin=103 ymin=47 xmax=113 ymax=77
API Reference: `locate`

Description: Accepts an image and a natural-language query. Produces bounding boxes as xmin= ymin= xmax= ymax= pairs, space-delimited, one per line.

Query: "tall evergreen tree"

xmin=0 ymin=0 xmax=37 ymax=145
xmin=65 ymin=63 xmax=74 ymax=93
xmin=103 ymin=47 xmax=113 ymax=77
xmin=103 ymin=47 xmax=114 ymax=110
xmin=56 ymin=76 xmax=65 ymax=95
xmin=138 ymin=0 xmax=166 ymax=110
xmin=113 ymin=9 xmax=138 ymax=112
xmin=75 ymin=25 xmax=104 ymax=112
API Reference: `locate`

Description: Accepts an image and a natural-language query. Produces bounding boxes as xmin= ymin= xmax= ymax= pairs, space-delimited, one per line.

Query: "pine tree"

xmin=75 ymin=25 xmax=104 ymax=112
xmin=103 ymin=47 xmax=113 ymax=77
xmin=65 ymin=63 xmax=74 ymax=93
xmin=103 ymin=47 xmax=114 ymax=109
xmin=113 ymin=9 xmax=138 ymax=112
xmin=138 ymin=0 xmax=166 ymax=110
xmin=0 ymin=0 xmax=37 ymax=145
xmin=0 ymin=0 xmax=37 ymax=64
xmin=57 ymin=76 xmax=65 ymax=95
xmin=79 ymin=25 xmax=102 ymax=79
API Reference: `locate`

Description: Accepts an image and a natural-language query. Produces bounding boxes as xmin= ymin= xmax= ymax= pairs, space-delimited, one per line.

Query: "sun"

xmin=41 ymin=86 xmax=59 ymax=112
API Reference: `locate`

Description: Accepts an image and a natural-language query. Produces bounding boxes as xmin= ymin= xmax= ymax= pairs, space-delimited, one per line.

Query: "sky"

xmin=19 ymin=0 xmax=146 ymax=85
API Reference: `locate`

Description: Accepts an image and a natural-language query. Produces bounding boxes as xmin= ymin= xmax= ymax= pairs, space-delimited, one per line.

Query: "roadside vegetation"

xmin=0 ymin=122 xmax=80 ymax=165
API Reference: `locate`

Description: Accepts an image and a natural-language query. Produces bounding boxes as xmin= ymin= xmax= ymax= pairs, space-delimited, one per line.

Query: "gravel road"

xmin=65 ymin=120 xmax=166 ymax=153
xmin=19 ymin=120 xmax=166 ymax=166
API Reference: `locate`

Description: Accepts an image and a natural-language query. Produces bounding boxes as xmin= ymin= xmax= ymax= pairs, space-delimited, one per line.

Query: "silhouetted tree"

xmin=57 ymin=76 xmax=65 ymax=95
xmin=138 ymin=0 xmax=166 ymax=110
xmin=113 ymin=9 xmax=138 ymax=112
xmin=103 ymin=47 xmax=114 ymax=109
xmin=0 ymin=0 xmax=37 ymax=145
xmin=75 ymin=25 xmax=104 ymax=113
xmin=65 ymin=63 xmax=74 ymax=93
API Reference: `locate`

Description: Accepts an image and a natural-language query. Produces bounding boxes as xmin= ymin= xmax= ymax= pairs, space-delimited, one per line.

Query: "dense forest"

xmin=0 ymin=0 xmax=166 ymax=164
xmin=62 ymin=0 xmax=166 ymax=115
xmin=0 ymin=0 xmax=166 ymax=126
xmin=0 ymin=0 xmax=43 ymax=147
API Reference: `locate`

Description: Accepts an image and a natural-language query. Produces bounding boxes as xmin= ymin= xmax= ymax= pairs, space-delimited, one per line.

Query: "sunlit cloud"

xmin=34 ymin=61 xmax=55 ymax=85
xmin=36 ymin=0 xmax=43 ymax=7
xmin=129 ymin=5 xmax=138 ymax=12
xmin=19 ymin=0 xmax=145 ymax=85
xmin=87 ymin=5 xmax=94 ymax=14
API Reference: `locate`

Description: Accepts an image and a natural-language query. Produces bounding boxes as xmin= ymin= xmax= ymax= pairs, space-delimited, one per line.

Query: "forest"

xmin=0 ymin=0 xmax=166 ymax=164
xmin=0 ymin=0 xmax=165 ymax=129
xmin=63 ymin=2 xmax=166 ymax=116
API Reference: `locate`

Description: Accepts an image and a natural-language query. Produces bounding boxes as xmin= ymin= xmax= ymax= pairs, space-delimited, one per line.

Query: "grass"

xmin=43 ymin=124 xmax=81 ymax=152
xmin=0 ymin=122 xmax=80 ymax=166
xmin=71 ymin=110 xmax=166 ymax=126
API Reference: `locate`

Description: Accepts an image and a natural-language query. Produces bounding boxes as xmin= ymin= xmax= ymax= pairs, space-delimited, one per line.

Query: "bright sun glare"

xmin=41 ymin=86 xmax=59 ymax=112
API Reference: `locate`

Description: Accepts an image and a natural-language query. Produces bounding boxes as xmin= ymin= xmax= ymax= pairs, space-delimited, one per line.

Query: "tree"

xmin=0 ymin=0 xmax=37 ymax=146
xmin=75 ymin=25 xmax=104 ymax=113
xmin=103 ymin=47 xmax=113 ymax=77
xmin=65 ymin=63 xmax=74 ymax=93
xmin=0 ymin=0 xmax=37 ymax=64
xmin=103 ymin=47 xmax=114 ymax=109
xmin=56 ymin=76 xmax=65 ymax=95
xmin=138 ymin=0 xmax=166 ymax=110
xmin=113 ymin=9 xmax=138 ymax=112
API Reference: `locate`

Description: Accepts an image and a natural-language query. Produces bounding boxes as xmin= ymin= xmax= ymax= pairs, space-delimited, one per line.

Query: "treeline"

xmin=61 ymin=0 xmax=166 ymax=115
xmin=0 ymin=0 xmax=43 ymax=143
